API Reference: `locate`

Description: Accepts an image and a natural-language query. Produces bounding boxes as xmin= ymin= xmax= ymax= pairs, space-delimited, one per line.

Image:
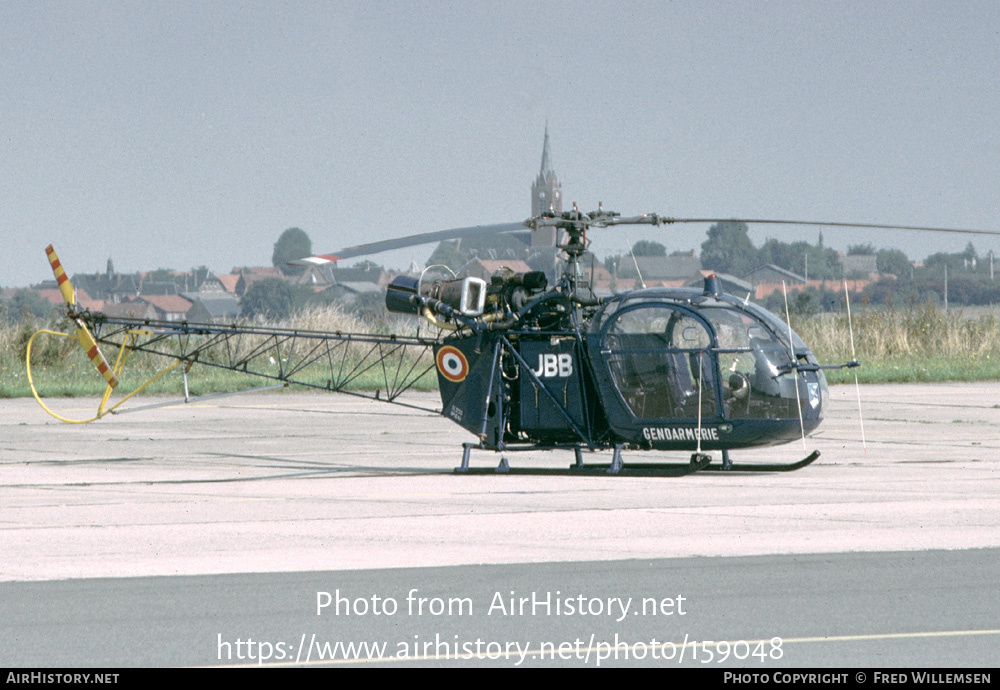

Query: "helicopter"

xmin=29 ymin=207 xmax=1000 ymax=476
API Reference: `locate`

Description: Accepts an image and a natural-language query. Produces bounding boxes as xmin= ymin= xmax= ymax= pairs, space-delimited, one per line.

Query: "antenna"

xmin=782 ymin=281 xmax=807 ymax=450
xmin=623 ymin=231 xmax=646 ymax=289
xmin=696 ymin=350 xmax=704 ymax=456
xmin=843 ymin=280 xmax=867 ymax=452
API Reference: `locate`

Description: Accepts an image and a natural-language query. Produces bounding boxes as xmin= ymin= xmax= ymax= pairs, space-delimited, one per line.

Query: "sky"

xmin=2 ymin=0 xmax=999 ymax=288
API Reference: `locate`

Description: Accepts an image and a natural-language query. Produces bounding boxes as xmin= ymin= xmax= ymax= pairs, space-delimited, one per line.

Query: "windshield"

xmin=741 ymin=302 xmax=810 ymax=354
xmin=697 ymin=305 xmax=821 ymax=420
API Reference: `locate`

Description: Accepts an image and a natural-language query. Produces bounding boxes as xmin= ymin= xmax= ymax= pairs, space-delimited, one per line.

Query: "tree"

xmin=631 ymin=240 xmax=666 ymax=257
xmin=272 ymin=227 xmax=312 ymax=275
xmin=758 ymin=237 xmax=841 ymax=280
xmin=759 ymin=238 xmax=808 ymax=273
xmin=924 ymin=250 xmax=970 ymax=275
xmin=963 ymin=242 xmax=978 ymax=263
xmin=240 ymin=278 xmax=302 ymax=321
xmin=805 ymin=243 xmax=842 ymax=280
xmin=875 ymin=248 xmax=911 ymax=278
xmin=1 ymin=289 xmax=55 ymax=323
xmin=791 ymin=290 xmax=820 ymax=317
xmin=700 ymin=222 xmax=758 ymax=276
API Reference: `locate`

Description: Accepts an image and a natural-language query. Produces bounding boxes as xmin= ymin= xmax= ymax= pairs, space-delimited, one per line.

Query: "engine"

xmin=385 ymin=268 xmax=549 ymax=327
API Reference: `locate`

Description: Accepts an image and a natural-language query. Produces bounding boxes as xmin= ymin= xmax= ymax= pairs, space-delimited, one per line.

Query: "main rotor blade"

xmin=295 ymin=214 xmax=997 ymax=267
xmin=296 ymin=221 xmax=529 ymax=265
xmin=660 ymin=218 xmax=1000 ymax=237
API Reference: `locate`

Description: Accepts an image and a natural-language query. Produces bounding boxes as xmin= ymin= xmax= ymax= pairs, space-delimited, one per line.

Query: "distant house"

xmin=29 ymin=283 xmax=103 ymax=311
xmin=70 ymin=259 xmax=133 ymax=302
xmin=292 ymin=261 xmax=390 ymax=292
xmin=293 ymin=264 xmax=335 ymax=288
xmin=744 ymin=264 xmax=808 ymax=287
xmin=330 ymin=262 xmax=388 ymax=287
xmin=615 ymin=252 xmax=703 ymax=287
xmin=195 ymin=270 xmax=228 ymax=293
xmin=98 ymin=300 xmax=157 ymax=320
xmin=107 ymin=274 xmax=141 ymax=304
xmin=137 ymin=295 xmax=193 ymax=321
xmin=216 ymin=274 xmax=240 ymax=294
xmin=321 ymin=281 xmax=384 ymax=305
xmin=137 ymin=281 xmax=179 ymax=297
xmin=460 ymin=258 xmax=534 ymax=282
xmin=184 ymin=293 xmax=241 ymax=323
xmin=238 ymin=266 xmax=285 ymax=278
xmin=235 ymin=268 xmax=287 ymax=297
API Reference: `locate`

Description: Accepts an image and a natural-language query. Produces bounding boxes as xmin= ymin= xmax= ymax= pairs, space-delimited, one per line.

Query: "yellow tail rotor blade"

xmin=45 ymin=244 xmax=76 ymax=308
xmin=43 ymin=246 xmax=118 ymax=389
xmin=75 ymin=320 xmax=118 ymax=389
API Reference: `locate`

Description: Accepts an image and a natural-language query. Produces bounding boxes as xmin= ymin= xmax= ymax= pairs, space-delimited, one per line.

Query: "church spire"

xmin=531 ymin=124 xmax=562 ymax=219
xmin=539 ymin=122 xmax=554 ymax=176
xmin=531 ymin=124 xmax=562 ymax=247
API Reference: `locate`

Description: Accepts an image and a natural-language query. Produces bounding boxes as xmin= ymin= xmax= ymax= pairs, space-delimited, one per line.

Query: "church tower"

xmin=530 ymin=125 xmax=562 ymax=247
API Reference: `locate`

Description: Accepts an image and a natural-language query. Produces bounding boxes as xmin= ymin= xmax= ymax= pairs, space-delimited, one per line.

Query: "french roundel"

xmin=436 ymin=346 xmax=469 ymax=383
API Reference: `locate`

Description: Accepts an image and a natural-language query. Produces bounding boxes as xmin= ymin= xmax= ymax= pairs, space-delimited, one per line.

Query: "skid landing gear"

xmin=455 ymin=443 xmax=714 ymax=476
xmin=700 ymin=449 xmax=821 ymax=472
xmin=576 ymin=445 xmax=712 ymax=476
xmin=454 ymin=443 xmax=821 ymax=476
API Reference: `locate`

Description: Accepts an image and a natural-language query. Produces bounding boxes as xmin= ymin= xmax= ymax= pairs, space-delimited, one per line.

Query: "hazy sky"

xmin=3 ymin=1 xmax=998 ymax=288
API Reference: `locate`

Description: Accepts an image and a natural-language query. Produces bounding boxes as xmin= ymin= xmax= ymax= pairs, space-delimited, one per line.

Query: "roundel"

xmin=436 ymin=346 xmax=469 ymax=383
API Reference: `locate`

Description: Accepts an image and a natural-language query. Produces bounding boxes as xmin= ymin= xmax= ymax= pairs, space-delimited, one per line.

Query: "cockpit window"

xmin=741 ymin=302 xmax=809 ymax=353
xmin=603 ymin=305 xmax=717 ymax=420
xmin=599 ymin=301 xmax=824 ymax=422
xmin=698 ymin=305 xmax=815 ymax=420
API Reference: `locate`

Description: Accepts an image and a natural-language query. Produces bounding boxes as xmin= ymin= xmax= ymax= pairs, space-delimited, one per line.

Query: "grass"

xmin=791 ymin=302 xmax=1000 ymax=384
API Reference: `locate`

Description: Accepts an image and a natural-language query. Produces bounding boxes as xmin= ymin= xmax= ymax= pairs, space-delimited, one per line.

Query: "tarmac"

xmin=2 ymin=381 xmax=998 ymax=582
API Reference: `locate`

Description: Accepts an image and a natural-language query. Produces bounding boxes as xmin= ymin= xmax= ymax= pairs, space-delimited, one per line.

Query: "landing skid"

xmin=572 ymin=448 xmax=713 ymax=477
xmin=454 ymin=444 xmax=820 ymax=476
xmin=455 ymin=443 xmax=711 ymax=477
xmin=700 ymin=449 xmax=821 ymax=472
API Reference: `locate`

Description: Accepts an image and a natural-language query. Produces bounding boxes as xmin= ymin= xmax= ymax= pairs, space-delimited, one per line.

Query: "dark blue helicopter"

xmin=37 ymin=208 xmax=996 ymax=475
xmin=378 ymin=208 xmax=862 ymax=475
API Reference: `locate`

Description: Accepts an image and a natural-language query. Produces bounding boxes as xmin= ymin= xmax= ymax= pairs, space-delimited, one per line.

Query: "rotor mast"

xmin=527 ymin=204 xmax=663 ymax=304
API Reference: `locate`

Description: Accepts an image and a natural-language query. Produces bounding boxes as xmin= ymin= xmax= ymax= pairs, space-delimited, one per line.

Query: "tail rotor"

xmin=42 ymin=245 xmax=118 ymax=390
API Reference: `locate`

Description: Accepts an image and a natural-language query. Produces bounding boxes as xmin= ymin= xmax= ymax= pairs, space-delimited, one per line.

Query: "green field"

xmin=792 ymin=302 xmax=1000 ymax=384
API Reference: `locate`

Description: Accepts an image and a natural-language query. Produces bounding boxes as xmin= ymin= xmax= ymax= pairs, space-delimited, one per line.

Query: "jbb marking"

xmin=532 ymin=353 xmax=573 ymax=378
